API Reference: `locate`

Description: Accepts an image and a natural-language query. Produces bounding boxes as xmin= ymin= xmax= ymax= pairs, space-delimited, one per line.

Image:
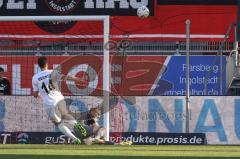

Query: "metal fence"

xmin=0 ymin=41 xmax=234 ymax=55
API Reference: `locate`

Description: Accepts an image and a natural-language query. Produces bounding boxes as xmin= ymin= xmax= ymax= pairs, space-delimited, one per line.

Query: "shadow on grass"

xmin=0 ymin=155 xmax=239 ymax=159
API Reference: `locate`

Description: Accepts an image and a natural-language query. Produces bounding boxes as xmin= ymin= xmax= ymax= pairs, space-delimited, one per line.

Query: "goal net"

xmin=0 ymin=16 xmax=115 ymax=140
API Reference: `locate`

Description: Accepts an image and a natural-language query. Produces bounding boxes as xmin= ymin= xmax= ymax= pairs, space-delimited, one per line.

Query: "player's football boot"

xmin=74 ymin=138 xmax=82 ymax=145
xmin=74 ymin=122 xmax=87 ymax=137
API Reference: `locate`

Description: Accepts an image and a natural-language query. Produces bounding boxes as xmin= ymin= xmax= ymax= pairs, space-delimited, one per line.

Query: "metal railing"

xmin=0 ymin=41 xmax=233 ymax=55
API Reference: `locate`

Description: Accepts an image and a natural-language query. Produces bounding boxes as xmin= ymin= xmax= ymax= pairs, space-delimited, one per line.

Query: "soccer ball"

xmin=137 ymin=6 xmax=150 ymax=18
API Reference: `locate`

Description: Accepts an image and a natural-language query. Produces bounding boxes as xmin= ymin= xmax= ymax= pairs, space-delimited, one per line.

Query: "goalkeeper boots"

xmin=119 ymin=140 xmax=133 ymax=146
xmin=74 ymin=122 xmax=87 ymax=137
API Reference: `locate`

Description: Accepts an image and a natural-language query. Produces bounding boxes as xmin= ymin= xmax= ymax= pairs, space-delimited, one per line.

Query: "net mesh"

xmin=0 ymin=19 xmax=234 ymax=134
xmin=0 ymin=20 xmax=123 ymax=133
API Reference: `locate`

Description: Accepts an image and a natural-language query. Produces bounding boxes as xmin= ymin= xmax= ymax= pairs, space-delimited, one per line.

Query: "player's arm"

xmin=32 ymin=77 xmax=39 ymax=98
xmin=63 ymin=75 xmax=84 ymax=83
xmin=51 ymin=70 xmax=84 ymax=83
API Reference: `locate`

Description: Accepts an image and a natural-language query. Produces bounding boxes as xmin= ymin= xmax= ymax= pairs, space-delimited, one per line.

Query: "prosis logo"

xmin=45 ymin=0 xmax=80 ymax=14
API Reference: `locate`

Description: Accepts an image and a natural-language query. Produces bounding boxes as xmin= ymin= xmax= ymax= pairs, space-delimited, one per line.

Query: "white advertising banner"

xmin=0 ymin=96 xmax=239 ymax=145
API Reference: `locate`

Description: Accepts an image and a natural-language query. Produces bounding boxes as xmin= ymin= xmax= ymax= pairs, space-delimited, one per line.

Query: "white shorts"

xmin=45 ymin=100 xmax=68 ymax=124
xmin=46 ymin=107 xmax=61 ymax=123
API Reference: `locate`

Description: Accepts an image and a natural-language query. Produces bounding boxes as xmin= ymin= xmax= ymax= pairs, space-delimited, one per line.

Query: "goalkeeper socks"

xmin=58 ymin=123 xmax=79 ymax=142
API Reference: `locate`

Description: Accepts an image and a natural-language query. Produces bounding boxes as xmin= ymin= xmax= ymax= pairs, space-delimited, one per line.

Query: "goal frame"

xmin=0 ymin=16 xmax=110 ymax=140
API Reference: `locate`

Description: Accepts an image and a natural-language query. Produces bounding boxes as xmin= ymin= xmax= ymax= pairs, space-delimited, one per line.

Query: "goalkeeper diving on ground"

xmin=74 ymin=107 xmax=132 ymax=145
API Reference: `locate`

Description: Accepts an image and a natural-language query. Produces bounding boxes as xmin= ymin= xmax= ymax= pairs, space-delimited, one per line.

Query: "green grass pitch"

xmin=0 ymin=145 xmax=240 ymax=159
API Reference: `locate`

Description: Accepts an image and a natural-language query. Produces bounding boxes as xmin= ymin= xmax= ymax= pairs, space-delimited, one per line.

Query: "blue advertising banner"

xmin=156 ymin=56 xmax=226 ymax=96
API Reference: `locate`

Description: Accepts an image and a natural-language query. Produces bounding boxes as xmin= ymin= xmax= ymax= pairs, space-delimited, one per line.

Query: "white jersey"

xmin=32 ymin=69 xmax=64 ymax=106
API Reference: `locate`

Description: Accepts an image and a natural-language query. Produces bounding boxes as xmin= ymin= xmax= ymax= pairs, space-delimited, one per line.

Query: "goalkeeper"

xmin=74 ymin=107 xmax=105 ymax=144
xmin=74 ymin=107 xmax=132 ymax=145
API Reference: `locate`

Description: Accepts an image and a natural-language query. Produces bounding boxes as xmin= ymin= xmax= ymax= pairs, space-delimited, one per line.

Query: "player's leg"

xmin=93 ymin=127 xmax=105 ymax=140
xmin=47 ymin=106 xmax=81 ymax=144
xmin=56 ymin=100 xmax=87 ymax=137
xmin=79 ymin=126 xmax=105 ymax=145
xmin=85 ymin=126 xmax=132 ymax=145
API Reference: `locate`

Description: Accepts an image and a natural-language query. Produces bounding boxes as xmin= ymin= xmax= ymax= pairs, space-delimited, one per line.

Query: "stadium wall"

xmin=0 ymin=96 xmax=240 ymax=145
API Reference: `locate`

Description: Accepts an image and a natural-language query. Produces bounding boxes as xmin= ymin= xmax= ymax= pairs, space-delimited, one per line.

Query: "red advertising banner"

xmin=0 ymin=1 xmax=236 ymax=42
xmin=0 ymin=55 xmax=167 ymax=96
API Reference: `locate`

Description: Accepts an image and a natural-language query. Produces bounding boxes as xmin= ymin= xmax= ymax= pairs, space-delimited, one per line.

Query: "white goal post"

xmin=0 ymin=16 xmax=110 ymax=140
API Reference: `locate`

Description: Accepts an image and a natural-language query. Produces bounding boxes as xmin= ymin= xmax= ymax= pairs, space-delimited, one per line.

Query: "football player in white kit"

xmin=32 ymin=56 xmax=86 ymax=144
